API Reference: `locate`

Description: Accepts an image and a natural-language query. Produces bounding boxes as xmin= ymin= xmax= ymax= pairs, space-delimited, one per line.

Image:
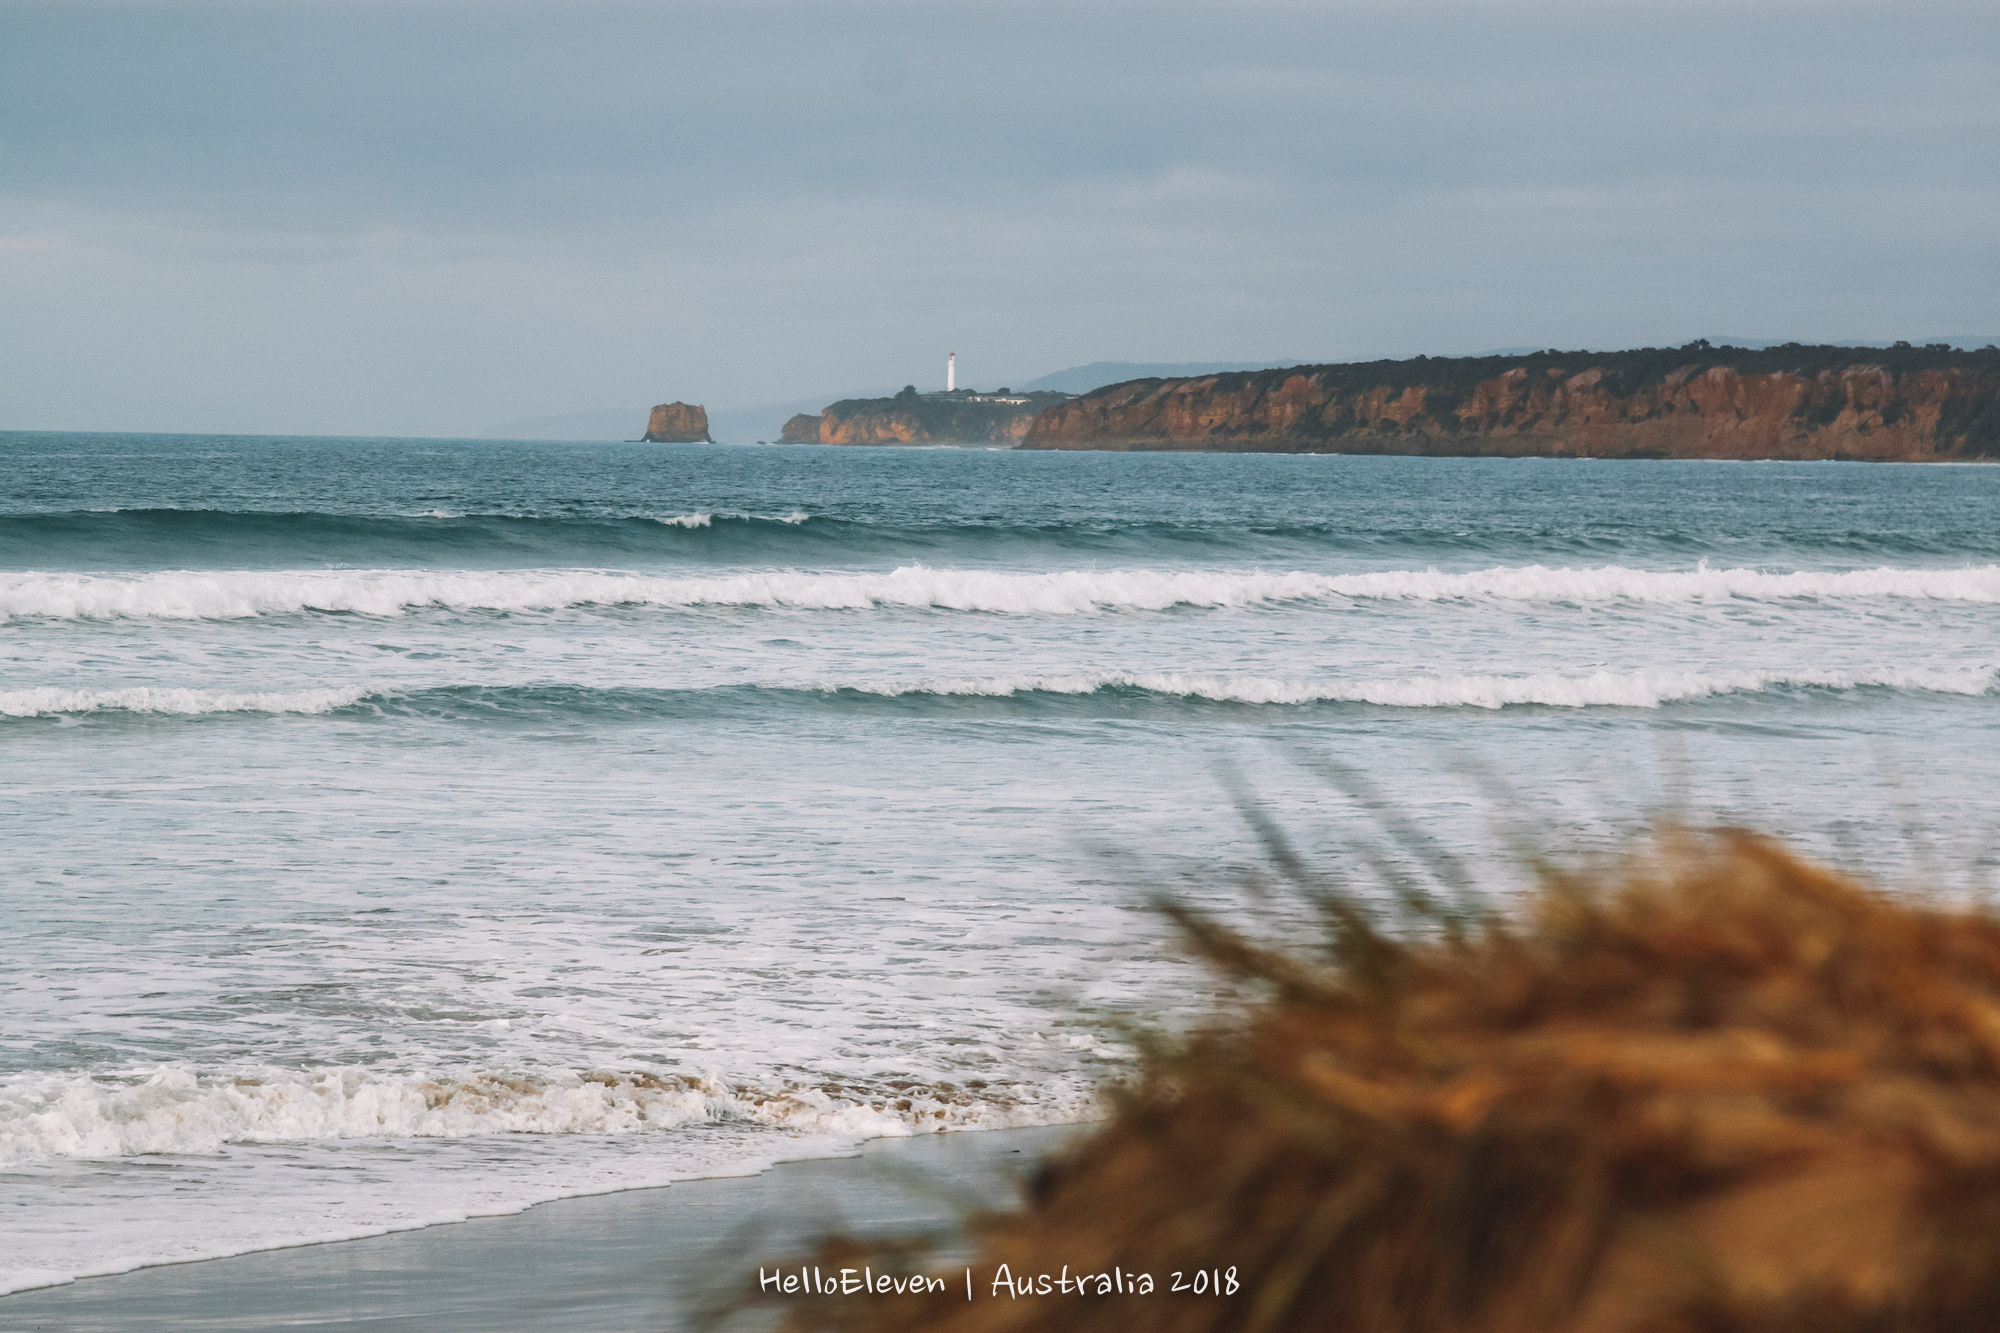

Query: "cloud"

xmin=0 ymin=0 xmax=1995 ymax=433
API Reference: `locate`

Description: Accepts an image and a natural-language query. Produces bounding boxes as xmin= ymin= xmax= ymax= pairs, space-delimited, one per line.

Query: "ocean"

xmin=3 ymin=432 xmax=1998 ymax=1295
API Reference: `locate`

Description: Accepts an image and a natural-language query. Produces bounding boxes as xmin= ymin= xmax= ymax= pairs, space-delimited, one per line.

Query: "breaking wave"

xmin=5 ymin=563 xmax=2000 ymax=622
xmin=8 ymin=668 xmax=1991 ymax=723
xmin=834 ymin=667 xmax=1998 ymax=709
xmin=650 ymin=510 xmax=809 ymax=528
xmin=0 ymin=1064 xmax=1091 ymax=1167
xmin=0 ymin=686 xmax=372 ymax=718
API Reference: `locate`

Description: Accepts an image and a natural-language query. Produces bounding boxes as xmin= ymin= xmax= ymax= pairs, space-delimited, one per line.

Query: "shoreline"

xmin=0 ymin=1123 xmax=1079 ymax=1333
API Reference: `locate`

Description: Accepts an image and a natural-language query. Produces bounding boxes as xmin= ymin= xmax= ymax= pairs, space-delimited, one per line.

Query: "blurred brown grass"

xmin=765 ymin=829 xmax=2000 ymax=1333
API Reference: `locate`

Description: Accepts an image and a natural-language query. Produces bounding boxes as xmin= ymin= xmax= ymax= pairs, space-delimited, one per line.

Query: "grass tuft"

xmin=759 ymin=828 xmax=2000 ymax=1332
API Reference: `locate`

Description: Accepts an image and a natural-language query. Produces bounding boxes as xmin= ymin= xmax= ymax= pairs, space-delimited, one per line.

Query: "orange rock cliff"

xmin=642 ymin=402 xmax=711 ymax=442
xmin=784 ymin=388 xmax=1070 ymax=445
xmin=1018 ymin=343 xmax=2000 ymax=460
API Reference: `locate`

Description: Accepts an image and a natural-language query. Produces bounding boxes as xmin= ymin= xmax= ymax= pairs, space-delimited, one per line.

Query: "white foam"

xmin=0 ymin=685 xmax=372 ymax=718
xmin=1329 ymin=562 xmax=2000 ymax=605
xmin=5 ymin=563 xmax=1997 ymax=622
xmin=7 ymin=669 xmax=1987 ymax=719
xmin=840 ymin=666 xmax=1998 ymax=709
xmin=650 ymin=510 xmax=809 ymax=528
xmin=0 ymin=1064 xmax=1086 ymax=1168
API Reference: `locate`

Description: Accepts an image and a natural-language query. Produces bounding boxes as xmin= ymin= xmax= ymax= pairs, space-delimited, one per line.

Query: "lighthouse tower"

xmin=947 ymin=352 xmax=956 ymax=393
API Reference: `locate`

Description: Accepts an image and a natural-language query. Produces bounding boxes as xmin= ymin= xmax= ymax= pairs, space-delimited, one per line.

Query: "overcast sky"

xmin=3 ymin=0 xmax=1996 ymax=435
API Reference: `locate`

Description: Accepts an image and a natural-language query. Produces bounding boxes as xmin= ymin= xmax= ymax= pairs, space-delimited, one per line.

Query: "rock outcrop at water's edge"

xmin=792 ymin=388 xmax=1073 ymax=445
xmin=642 ymin=402 xmax=712 ymax=442
xmin=1018 ymin=343 xmax=2000 ymax=460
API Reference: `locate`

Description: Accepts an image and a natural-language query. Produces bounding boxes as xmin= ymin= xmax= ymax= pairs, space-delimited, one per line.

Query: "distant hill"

xmin=709 ymin=397 xmax=904 ymax=443
xmin=1708 ymin=335 xmax=2000 ymax=351
xmin=1478 ymin=337 xmax=2000 ymax=357
xmin=1016 ymin=360 xmax=1305 ymax=395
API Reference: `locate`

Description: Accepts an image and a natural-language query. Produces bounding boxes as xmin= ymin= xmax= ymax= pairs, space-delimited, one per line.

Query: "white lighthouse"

xmin=947 ymin=352 xmax=956 ymax=393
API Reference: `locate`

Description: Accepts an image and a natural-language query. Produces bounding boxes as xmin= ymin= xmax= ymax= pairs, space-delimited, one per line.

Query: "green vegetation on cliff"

xmin=785 ymin=386 xmax=1073 ymax=445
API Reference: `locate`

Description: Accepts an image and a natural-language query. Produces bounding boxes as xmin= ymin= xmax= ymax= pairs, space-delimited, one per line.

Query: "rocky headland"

xmin=783 ymin=387 xmax=1070 ymax=445
xmin=642 ymin=402 xmax=711 ymax=442
xmin=1017 ymin=343 xmax=2000 ymax=460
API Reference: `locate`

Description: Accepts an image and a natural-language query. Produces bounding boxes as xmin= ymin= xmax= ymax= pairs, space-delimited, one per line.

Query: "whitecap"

xmin=4 ymin=562 xmax=1999 ymax=623
xmin=0 ymin=686 xmax=374 ymax=718
xmin=0 ymin=1064 xmax=1092 ymax=1167
xmin=834 ymin=666 xmax=1999 ymax=709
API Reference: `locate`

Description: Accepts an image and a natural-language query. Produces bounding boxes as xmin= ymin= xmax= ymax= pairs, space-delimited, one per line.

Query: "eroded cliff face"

xmin=796 ymin=391 xmax=1069 ymax=445
xmin=1019 ymin=346 xmax=2000 ymax=460
xmin=642 ymin=402 xmax=711 ymax=442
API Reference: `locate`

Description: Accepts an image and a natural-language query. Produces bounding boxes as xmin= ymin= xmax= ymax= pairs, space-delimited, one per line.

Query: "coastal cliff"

xmin=789 ymin=388 xmax=1070 ymax=445
xmin=642 ymin=402 xmax=711 ymax=442
xmin=1018 ymin=344 xmax=2000 ymax=460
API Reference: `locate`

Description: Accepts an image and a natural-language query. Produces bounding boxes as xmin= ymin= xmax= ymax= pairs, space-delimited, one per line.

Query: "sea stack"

xmin=642 ymin=402 xmax=712 ymax=442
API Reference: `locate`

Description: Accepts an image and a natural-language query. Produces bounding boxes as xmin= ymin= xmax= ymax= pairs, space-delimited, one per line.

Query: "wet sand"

xmin=0 ymin=1124 xmax=1076 ymax=1333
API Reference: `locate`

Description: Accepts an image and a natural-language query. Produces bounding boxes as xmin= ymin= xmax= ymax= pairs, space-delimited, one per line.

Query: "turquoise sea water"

xmin=4 ymin=433 xmax=1998 ymax=1292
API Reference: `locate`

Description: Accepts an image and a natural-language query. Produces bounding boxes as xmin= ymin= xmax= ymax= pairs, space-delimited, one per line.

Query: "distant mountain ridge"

xmin=479 ymin=406 xmax=645 ymax=440
xmin=1478 ymin=337 xmax=2000 ymax=358
xmin=1015 ymin=361 xmax=1305 ymax=395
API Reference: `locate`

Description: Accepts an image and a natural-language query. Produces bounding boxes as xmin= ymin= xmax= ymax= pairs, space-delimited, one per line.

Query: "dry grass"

xmin=766 ymin=830 xmax=2000 ymax=1333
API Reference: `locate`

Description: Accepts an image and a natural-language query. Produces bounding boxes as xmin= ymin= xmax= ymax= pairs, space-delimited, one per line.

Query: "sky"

xmin=2 ymin=0 xmax=1996 ymax=437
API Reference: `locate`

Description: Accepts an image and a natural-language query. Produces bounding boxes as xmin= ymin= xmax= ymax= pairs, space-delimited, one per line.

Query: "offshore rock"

xmin=1018 ymin=344 xmax=2000 ymax=460
xmin=796 ymin=389 xmax=1072 ymax=445
xmin=642 ymin=402 xmax=712 ymax=443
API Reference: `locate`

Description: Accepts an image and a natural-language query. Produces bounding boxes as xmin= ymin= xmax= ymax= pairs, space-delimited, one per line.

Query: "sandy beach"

xmin=0 ymin=1124 xmax=1076 ymax=1333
